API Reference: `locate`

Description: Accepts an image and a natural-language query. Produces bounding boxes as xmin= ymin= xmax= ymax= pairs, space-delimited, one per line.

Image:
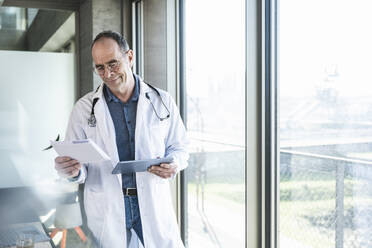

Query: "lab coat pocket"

xmin=85 ymin=189 xmax=105 ymax=223
xmin=149 ymin=125 xmax=167 ymax=157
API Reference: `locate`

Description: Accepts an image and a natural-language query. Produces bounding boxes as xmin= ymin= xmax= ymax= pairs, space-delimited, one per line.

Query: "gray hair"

xmin=91 ymin=30 xmax=129 ymax=53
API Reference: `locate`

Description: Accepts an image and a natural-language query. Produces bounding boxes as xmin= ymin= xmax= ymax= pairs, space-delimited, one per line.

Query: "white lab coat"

xmin=64 ymin=79 xmax=189 ymax=248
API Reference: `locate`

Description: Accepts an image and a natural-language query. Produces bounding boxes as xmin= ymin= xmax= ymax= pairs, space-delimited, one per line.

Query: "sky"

xmin=279 ymin=0 xmax=372 ymax=98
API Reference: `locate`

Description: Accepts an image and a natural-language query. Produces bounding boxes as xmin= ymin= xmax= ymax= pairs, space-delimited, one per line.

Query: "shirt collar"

xmin=104 ymin=74 xmax=140 ymax=103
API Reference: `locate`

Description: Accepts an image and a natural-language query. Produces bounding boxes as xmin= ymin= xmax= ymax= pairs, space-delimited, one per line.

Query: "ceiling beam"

xmin=2 ymin=0 xmax=82 ymax=11
xmin=27 ymin=10 xmax=72 ymax=51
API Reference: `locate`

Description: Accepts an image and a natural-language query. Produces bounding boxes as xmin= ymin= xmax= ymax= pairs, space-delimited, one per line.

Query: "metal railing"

xmin=281 ymin=149 xmax=372 ymax=248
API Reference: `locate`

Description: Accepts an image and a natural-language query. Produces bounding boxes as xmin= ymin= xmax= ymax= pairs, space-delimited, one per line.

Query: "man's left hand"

xmin=148 ymin=163 xmax=177 ymax=179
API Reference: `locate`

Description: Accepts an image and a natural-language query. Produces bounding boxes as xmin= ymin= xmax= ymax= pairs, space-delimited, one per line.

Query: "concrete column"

xmin=143 ymin=0 xmax=178 ymax=98
xmin=142 ymin=0 xmax=179 ymax=220
xmin=78 ymin=0 xmax=132 ymax=97
xmin=122 ymin=0 xmax=133 ymax=49
xmin=143 ymin=0 xmax=167 ymax=90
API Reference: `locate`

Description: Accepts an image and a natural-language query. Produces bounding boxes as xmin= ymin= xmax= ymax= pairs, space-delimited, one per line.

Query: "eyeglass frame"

xmin=92 ymin=50 xmax=129 ymax=76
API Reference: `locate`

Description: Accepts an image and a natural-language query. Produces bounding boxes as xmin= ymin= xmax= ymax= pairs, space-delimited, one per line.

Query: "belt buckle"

xmin=124 ymin=188 xmax=136 ymax=196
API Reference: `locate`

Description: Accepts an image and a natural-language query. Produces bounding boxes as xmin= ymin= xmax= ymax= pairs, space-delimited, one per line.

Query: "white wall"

xmin=0 ymin=50 xmax=75 ymax=188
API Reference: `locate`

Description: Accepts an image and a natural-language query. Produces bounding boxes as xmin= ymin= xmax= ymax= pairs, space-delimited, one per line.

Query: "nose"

xmin=104 ymin=67 xmax=112 ymax=79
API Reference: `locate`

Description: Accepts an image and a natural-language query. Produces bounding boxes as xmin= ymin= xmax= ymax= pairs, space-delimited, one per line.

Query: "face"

xmin=92 ymin=38 xmax=134 ymax=88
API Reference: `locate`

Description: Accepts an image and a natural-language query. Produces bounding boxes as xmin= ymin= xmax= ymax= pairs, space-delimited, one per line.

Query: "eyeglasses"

xmin=93 ymin=50 xmax=130 ymax=76
xmin=93 ymin=60 xmax=121 ymax=76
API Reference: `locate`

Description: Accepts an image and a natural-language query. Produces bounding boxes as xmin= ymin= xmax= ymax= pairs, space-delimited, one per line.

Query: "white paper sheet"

xmin=51 ymin=139 xmax=110 ymax=163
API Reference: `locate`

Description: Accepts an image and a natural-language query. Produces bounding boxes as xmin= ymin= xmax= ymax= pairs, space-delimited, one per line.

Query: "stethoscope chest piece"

xmin=88 ymin=96 xmax=100 ymax=127
xmin=88 ymin=114 xmax=97 ymax=127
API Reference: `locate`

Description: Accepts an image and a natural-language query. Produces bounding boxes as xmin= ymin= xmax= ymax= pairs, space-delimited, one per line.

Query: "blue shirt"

xmin=103 ymin=75 xmax=140 ymax=188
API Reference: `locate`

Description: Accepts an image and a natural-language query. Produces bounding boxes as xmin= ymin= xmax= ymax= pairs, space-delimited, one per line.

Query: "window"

xmin=275 ymin=0 xmax=372 ymax=247
xmin=181 ymin=0 xmax=246 ymax=247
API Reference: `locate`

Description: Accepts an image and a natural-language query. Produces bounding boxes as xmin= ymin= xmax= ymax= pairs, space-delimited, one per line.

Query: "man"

xmin=54 ymin=30 xmax=189 ymax=248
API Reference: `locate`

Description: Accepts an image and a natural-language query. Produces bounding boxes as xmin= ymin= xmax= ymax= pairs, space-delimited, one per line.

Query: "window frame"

xmin=263 ymin=0 xmax=279 ymax=247
xmin=178 ymin=0 xmax=265 ymax=247
xmin=132 ymin=0 xmax=144 ymax=78
xmin=178 ymin=0 xmax=188 ymax=244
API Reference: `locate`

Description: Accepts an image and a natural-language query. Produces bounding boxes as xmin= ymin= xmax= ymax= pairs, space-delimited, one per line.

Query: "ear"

xmin=126 ymin=49 xmax=134 ymax=68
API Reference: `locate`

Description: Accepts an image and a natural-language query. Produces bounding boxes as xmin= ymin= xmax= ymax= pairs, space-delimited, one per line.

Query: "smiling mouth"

xmin=104 ymin=75 xmax=126 ymax=84
xmin=105 ymin=76 xmax=120 ymax=82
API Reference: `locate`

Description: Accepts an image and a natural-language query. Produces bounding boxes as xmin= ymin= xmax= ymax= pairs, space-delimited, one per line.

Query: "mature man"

xmin=54 ymin=31 xmax=189 ymax=248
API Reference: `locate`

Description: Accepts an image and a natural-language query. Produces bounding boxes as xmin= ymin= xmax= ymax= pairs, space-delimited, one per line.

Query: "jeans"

xmin=124 ymin=195 xmax=144 ymax=246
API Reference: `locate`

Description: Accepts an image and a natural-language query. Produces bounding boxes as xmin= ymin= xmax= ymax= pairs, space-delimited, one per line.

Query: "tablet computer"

xmin=112 ymin=157 xmax=174 ymax=174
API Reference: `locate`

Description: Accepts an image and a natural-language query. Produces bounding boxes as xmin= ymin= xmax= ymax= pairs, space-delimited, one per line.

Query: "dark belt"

xmin=123 ymin=188 xmax=137 ymax=196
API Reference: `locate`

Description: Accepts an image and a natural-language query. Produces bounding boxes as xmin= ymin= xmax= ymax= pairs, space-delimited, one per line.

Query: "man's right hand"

xmin=54 ymin=156 xmax=81 ymax=178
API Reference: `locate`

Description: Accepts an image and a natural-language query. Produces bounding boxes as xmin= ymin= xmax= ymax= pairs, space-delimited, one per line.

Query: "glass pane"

xmin=0 ymin=6 xmax=79 ymax=248
xmin=0 ymin=7 xmax=26 ymax=30
xmin=0 ymin=7 xmax=75 ymax=52
xmin=184 ymin=0 xmax=245 ymax=247
xmin=278 ymin=1 xmax=372 ymax=247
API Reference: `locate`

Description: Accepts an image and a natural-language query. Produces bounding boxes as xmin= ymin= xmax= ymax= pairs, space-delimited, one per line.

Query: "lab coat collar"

xmin=90 ymin=83 xmax=122 ymax=185
xmin=137 ymin=76 xmax=153 ymax=95
xmin=92 ymin=82 xmax=104 ymax=101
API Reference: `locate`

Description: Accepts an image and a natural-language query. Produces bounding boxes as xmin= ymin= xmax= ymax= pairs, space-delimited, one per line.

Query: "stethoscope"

xmin=88 ymin=82 xmax=170 ymax=127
